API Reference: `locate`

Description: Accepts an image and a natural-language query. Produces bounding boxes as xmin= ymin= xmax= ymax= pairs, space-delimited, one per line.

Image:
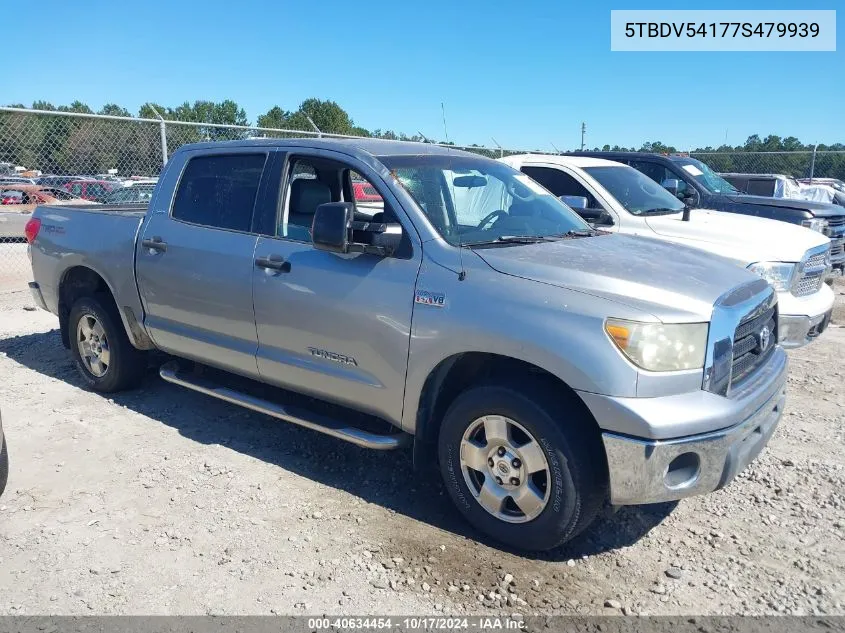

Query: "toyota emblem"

xmin=759 ymin=325 xmax=771 ymax=352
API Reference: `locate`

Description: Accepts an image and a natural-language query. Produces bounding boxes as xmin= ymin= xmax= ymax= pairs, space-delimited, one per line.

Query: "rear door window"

xmin=172 ymin=154 xmax=266 ymax=232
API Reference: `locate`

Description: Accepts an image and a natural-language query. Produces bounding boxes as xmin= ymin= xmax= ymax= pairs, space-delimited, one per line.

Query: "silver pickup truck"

xmin=27 ymin=139 xmax=788 ymax=550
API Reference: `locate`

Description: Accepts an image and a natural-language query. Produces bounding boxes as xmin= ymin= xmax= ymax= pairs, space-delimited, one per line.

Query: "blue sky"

xmin=3 ymin=0 xmax=842 ymax=150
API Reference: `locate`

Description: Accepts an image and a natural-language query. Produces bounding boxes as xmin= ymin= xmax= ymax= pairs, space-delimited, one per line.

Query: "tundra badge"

xmin=307 ymin=347 xmax=357 ymax=366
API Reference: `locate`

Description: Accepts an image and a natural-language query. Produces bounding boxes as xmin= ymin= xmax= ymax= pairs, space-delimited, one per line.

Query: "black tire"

xmin=438 ymin=381 xmax=607 ymax=551
xmin=0 ymin=437 xmax=8 ymax=498
xmin=68 ymin=294 xmax=146 ymax=393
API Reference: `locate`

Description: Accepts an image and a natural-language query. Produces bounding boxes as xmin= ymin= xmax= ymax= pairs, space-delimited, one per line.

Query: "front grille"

xmin=731 ymin=303 xmax=777 ymax=385
xmin=828 ymin=216 xmax=845 ymax=228
xmin=793 ymin=250 xmax=829 ymax=297
xmin=831 ymin=239 xmax=844 ymax=261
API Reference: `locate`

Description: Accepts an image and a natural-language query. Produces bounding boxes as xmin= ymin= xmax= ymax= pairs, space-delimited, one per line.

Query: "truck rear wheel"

xmin=438 ymin=381 xmax=606 ymax=551
xmin=68 ymin=294 xmax=146 ymax=393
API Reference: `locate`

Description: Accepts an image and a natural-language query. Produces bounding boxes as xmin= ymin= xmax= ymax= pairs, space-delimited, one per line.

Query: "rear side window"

xmin=746 ymin=179 xmax=775 ymax=196
xmin=172 ymin=154 xmax=266 ymax=231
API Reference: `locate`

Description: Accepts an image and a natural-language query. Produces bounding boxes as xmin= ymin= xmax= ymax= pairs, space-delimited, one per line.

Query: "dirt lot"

xmin=0 ymin=267 xmax=843 ymax=616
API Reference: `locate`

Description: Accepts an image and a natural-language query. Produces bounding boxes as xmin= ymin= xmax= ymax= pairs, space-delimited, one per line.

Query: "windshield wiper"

xmin=548 ymin=229 xmax=600 ymax=238
xmin=639 ymin=208 xmax=682 ymax=216
xmin=466 ymin=235 xmax=558 ymax=246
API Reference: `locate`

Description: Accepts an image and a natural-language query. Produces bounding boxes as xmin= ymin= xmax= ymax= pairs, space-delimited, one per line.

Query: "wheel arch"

xmin=57 ymin=265 xmax=153 ymax=351
xmin=412 ymin=352 xmax=603 ymax=468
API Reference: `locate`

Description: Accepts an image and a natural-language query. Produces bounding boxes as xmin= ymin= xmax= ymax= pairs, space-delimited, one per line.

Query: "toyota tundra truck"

xmin=26 ymin=138 xmax=788 ymax=551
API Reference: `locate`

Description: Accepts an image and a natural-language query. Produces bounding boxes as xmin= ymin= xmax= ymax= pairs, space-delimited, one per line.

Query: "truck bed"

xmin=29 ymin=203 xmax=149 ymax=334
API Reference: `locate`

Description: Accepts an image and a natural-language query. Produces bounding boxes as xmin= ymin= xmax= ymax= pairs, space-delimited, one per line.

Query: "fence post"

xmin=159 ymin=121 xmax=168 ymax=166
xmin=146 ymin=104 xmax=169 ymax=166
xmin=809 ymin=144 xmax=817 ymax=182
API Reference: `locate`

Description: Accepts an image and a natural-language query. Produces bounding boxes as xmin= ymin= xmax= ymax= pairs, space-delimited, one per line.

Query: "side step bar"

xmin=159 ymin=362 xmax=410 ymax=451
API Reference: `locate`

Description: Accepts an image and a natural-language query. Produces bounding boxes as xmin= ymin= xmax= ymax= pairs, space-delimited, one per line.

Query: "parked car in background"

xmin=64 ymin=179 xmax=116 ymax=202
xmin=120 ymin=177 xmax=159 ymax=187
xmin=720 ymin=173 xmax=845 ymax=207
xmin=0 ymin=185 xmax=89 ymax=239
xmin=568 ymin=152 xmax=845 ymax=275
xmin=0 ymin=176 xmax=37 ymax=186
xmin=351 ymin=176 xmax=384 ymax=217
xmin=0 ymin=409 xmax=7 ymax=498
xmin=503 ymin=155 xmax=834 ymax=348
xmin=103 ymin=184 xmax=155 ymax=204
xmin=37 ymin=175 xmax=91 ymax=188
xmin=800 ymin=178 xmax=845 ymax=195
xmin=28 ymin=138 xmax=788 ymax=550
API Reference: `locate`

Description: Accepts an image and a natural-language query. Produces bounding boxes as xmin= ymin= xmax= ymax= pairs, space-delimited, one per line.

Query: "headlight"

xmin=747 ymin=262 xmax=796 ymax=292
xmin=605 ymin=319 xmax=708 ymax=372
xmin=801 ymin=218 xmax=829 ymax=233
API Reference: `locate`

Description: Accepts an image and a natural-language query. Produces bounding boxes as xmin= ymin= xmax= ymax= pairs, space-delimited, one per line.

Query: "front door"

xmin=252 ymin=150 xmax=421 ymax=424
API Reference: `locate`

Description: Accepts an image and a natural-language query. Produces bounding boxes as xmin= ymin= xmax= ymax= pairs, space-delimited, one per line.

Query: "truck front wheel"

xmin=68 ymin=295 xmax=146 ymax=393
xmin=438 ymin=382 xmax=606 ymax=551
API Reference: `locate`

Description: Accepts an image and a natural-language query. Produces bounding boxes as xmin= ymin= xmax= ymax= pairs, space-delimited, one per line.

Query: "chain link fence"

xmin=1 ymin=106 xmax=843 ymax=290
xmin=690 ymin=151 xmax=845 ymax=182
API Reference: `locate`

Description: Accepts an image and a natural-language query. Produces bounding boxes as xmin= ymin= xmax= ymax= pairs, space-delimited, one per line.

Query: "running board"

xmin=159 ymin=361 xmax=410 ymax=451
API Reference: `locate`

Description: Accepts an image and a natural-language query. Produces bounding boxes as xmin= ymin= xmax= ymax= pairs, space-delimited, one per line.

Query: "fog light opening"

xmin=664 ymin=452 xmax=701 ymax=489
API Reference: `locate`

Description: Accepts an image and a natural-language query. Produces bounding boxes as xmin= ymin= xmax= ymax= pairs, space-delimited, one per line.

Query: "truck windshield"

xmin=379 ymin=155 xmax=592 ymax=246
xmin=582 ymin=165 xmax=684 ymax=216
xmin=677 ymin=158 xmax=738 ymax=194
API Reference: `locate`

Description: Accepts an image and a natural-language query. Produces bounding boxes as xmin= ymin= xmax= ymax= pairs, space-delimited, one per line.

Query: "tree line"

xmin=2 ymin=98 xmax=843 ymax=180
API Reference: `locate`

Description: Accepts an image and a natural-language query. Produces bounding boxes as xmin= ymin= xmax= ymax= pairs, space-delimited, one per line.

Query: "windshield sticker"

xmin=681 ymin=164 xmax=704 ymax=177
xmin=514 ymin=174 xmax=550 ymax=196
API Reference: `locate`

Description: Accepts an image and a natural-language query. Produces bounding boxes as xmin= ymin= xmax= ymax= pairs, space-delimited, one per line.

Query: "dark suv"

xmin=567 ymin=152 xmax=845 ymax=273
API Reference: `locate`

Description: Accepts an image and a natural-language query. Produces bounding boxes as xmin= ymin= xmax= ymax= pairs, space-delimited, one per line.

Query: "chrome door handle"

xmin=255 ymin=254 xmax=291 ymax=273
xmin=141 ymin=236 xmax=167 ymax=252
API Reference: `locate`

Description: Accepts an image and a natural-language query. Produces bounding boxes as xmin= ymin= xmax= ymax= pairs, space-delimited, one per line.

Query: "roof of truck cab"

xmin=505 ymin=154 xmax=622 ymax=168
xmin=175 ymin=137 xmax=483 ymax=160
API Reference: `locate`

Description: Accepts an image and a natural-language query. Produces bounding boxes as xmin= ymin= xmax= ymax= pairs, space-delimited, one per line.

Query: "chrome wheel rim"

xmin=76 ymin=314 xmax=110 ymax=378
xmin=459 ymin=415 xmax=550 ymax=523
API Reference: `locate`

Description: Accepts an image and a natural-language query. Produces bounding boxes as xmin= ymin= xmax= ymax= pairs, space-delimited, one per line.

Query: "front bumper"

xmin=580 ymin=346 xmax=788 ymax=506
xmin=777 ymin=282 xmax=835 ymax=349
xmin=602 ymin=382 xmax=785 ymax=505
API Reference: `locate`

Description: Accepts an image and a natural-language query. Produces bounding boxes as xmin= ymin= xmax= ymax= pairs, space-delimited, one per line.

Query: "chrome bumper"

xmin=597 ymin=348 xmax=788 ymax=506
xmin=779 ymin=310 xmax=833 ymax=349
xmin=28 ymin=281 xmax=48 ymax=311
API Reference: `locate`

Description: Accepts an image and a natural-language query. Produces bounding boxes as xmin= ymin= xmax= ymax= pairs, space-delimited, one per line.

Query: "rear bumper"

xmin=28 ymin=282 xmax=48 ymax=311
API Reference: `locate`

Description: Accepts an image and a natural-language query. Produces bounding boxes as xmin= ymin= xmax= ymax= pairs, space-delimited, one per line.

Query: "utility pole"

xmin=580 ymin=122 xmax=586 ymax=151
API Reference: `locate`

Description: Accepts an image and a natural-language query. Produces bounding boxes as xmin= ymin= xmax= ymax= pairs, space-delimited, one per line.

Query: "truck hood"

xmin=644 ymin=209 xmax=829 ymax=265
xmin=719 ymin=193 xmax=845 ymax=218
xmin=473 ymin=233 xmax=760 ymax=322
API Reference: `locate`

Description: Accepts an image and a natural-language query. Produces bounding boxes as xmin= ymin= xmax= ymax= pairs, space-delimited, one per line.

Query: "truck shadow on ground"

xmin=0 ymin=328 xmax=677 ymax=561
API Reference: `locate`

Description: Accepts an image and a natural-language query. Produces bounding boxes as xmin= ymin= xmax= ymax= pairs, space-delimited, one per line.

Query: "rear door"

xmin=251 ymin=149 xmax=421 ymax=425
xmin=135 ymin=149 xmax=275 ymax=377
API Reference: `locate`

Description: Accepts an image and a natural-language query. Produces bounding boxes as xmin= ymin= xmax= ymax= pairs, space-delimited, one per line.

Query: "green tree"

xmin=296 ymin=98 xmax=355 ymax=135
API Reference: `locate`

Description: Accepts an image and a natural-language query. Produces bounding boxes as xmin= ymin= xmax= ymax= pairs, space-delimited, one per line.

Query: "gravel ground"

xmin=0 ymin=275 xmax=843 ymax=616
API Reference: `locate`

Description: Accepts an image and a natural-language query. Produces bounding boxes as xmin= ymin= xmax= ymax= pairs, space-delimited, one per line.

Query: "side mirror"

xmin=661 ymin=178 xmax=682 ymax=197
xmin=312 ymin=201 xmax=395 ymax=257
xmin=559 ymin=195 xmax=588 ymax=210
xmin=312 ymin=202 xmax=353 ymax=253
xmin=577 ymin=207 xmax=613 ymax=226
